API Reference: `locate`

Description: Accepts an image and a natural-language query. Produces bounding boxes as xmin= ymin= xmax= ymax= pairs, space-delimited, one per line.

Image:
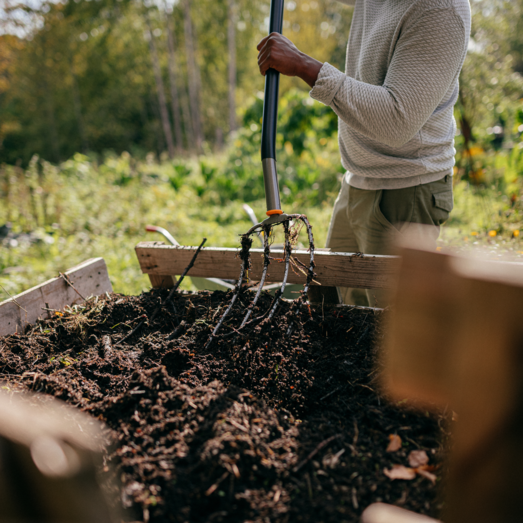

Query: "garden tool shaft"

xmin=261 ymin=0 xmax=284 ymax=217
xmin=205 ymin=0 xmax=315 ymax=348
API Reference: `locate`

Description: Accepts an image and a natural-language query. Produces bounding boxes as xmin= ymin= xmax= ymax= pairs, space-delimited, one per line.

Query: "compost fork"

xmin=207 ymin=0 xmax=315 ymax=347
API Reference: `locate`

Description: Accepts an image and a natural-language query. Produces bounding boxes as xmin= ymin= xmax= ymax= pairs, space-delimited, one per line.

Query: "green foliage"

xmin=2 ymin=0 xmax=523 ymax=299
xmin=0 ymin=0 xmax=353 ymax=165
xmin=456 ymin=0 xmax=523 ymax=167
xmin=2 ymin=136 xmax=523 ymax=300
xmin=212 ymin=89 xmax=342 ymax=206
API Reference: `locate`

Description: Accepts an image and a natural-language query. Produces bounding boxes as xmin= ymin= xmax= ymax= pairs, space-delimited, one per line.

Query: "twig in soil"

xmin=164 ymin=238 xmax=207 ymax=305
xmin=320 ymin=386 xmax=342 ymax=402
xmin=167 ymin=320 xmax=186 ymax=340
xmin=205 ymin=471 xmax=229 ymax=496
xmin=293 ymin=434 xmax=342 ymax=473
xmin=304 ymin=472 xmax=313 ymax=500
xmin=228 ymin=419 xmax=249 ymax=433
xmin=356 ymin=325 xmax=369 ymax=345
xmin=0 ymin=284 xmax=28 ymax=312
xmin=59 ymin=272 xmax=86 ymax=301
xmin=115 ymin=238 xmax=207 ymax=347
xmin=352 ymin=487 xmax=359 ymax=509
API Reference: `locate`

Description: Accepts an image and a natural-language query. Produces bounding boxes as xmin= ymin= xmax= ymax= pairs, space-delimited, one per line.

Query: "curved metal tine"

xmin=205 ymin=236 xmax=253 ymax=348
xmin=297 ymin=215 xmax=315 ymax=295
xmin=287 ymin=215 xmax=316 ymax=336
xmin=240 ymin=227 xmax=271 ymax=329
xmin=267 ymin=220 xmax=292 ymax=321
xmin=242 ymin=204 xmax=264 ymax=246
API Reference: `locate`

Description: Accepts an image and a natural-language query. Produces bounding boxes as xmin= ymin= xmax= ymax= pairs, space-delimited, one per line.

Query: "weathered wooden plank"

xmin=0 ymin=258 xmax=112 ymax=336
xmin=135 ymin=241 xmax=399 ymax=290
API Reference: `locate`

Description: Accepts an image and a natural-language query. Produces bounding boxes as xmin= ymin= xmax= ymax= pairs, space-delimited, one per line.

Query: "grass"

xmin=0 ymin=152 xmax=335 ymax=297
xmin=1 ymin=146 xmax=522 ymax=300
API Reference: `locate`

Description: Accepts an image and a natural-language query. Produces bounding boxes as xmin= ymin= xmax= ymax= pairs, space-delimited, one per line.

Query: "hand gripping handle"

xmin=261 ymin=0 xmax=284 ymax=216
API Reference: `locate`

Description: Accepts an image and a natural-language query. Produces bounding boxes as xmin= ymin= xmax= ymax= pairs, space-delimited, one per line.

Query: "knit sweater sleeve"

xmin=310 ymin=8 xmax=467 ymax=148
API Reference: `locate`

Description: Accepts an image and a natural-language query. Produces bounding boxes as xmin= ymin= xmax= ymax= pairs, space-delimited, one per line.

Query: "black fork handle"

xmin=261 ymin=0 xmax=284 ymax=215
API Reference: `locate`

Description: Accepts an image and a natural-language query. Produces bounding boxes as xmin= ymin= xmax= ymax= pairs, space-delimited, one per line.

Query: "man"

xmin=257 ymin=0 xmax=471 ymax=307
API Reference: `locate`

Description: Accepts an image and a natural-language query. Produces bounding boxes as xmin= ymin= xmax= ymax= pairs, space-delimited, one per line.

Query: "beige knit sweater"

xmin=310 ymin=0 xmax=471 ymax=189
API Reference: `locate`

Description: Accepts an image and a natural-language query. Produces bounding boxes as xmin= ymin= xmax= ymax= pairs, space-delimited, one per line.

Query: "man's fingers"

xmin=257 ymin=36 xmax=269 ymax=51
xmin=258 ymin=55 xmax=271 ymax=76
xmin=258 ymin=46 xmax=278 ymax=75
xmin=257 ymin=46 xmax=270 ymax=65
xmin=257 ymin=32 xmax=281 ymax=51
xmin=258 ymin=53 xmax=274 ymax=76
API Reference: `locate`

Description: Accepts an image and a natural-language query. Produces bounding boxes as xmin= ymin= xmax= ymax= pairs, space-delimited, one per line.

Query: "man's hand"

xmin=257 ymin=33 xmax=323 ymax=88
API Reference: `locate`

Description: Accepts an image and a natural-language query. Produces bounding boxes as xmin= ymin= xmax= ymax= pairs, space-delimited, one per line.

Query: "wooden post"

xmin=148 ymin=274 xmax=176 ymax=289
xmin=0 ymin=391 xmax=114 ymax=522
xmin=380 ymin=244 xmax=523 ymax=523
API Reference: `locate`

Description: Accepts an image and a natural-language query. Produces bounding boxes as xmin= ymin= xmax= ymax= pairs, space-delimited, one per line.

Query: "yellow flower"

xmin=470 ymin=168 xmax=485 ymax=182
xmin=488 ymin=230 xmax=497 ymax=237
xmin=467 ymin=146 xmax=484 ymax=157
xmin=471 ymin=231 xmax=478 ymax=236
xmin=513 ymin=230 xmax=520 ymax=238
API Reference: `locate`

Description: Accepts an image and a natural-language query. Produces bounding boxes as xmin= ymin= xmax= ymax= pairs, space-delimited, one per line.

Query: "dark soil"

xmin=0 ymin=289 xmax=447 ymax=522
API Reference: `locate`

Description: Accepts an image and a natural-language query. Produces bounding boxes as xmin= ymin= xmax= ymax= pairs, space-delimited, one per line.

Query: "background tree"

xmin=4 ymin=0 xmax=522 ymax=167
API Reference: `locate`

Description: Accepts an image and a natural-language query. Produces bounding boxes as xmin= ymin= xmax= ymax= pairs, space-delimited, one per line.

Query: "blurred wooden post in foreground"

xmin=376 ymin=244 xmax=523 ymax=523
xmin=0 ymin=391 xmax=116 ymax=522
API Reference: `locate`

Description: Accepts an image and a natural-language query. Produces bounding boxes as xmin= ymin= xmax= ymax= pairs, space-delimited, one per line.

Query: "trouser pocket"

xmin=429 ymin=175 xmax=454 ymax=225
xmin=378 ymin=185 xmax=416 ymax=231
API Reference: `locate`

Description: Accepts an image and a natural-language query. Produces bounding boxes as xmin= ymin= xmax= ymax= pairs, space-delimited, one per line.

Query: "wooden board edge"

xmin=134 ymin=242 xmax=400 ymax=290
xmin=134 ymin=241 xmax=397 ymax=260
xmin=0 ymin=258 xmax=112 ymax=337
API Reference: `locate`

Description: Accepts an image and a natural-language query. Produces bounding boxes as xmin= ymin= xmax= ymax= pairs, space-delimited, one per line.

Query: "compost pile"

xmin=0 ymin=289 xmax=447 ymax=522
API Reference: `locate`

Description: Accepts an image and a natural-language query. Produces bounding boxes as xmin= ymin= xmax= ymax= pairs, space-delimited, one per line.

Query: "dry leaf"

xmin=408 ymin=450 xmax=429 ymax=468
xmin=383 ymin=465 xmax=416 ymax=481
xmin=416 ymin=467 xmax=437 ymax=484
xmin=386 ymin=434 xmax=402 ymax=452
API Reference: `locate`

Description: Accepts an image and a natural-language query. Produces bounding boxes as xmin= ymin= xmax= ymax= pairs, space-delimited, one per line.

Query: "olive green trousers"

xmin=326 ymin=174 xmax=454 ymax=308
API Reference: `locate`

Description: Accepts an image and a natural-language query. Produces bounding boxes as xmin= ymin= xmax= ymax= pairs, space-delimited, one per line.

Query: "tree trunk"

xmin=228 ymin=0 xmax=237 ymax=134
xmin=182 ymin=0 xmax=203 ymax=152
xmin=146 ymin=14 xmax=175 ymax=159
xmin=43 ymin=80 xmax=61 ymax=164
xmin=164 ymin=3 xmax=184 ymax=152
xmin=42 ymin=34 xmax=61 ymax=163
xmin=70 ymin=67 xmax=89 ymax=153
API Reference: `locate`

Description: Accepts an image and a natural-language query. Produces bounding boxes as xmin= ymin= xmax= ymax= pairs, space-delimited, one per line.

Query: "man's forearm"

xmin=297 ymin=53 xmax=323 ymax=88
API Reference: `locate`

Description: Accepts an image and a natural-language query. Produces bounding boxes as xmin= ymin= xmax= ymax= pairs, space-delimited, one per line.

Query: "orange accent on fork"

xmin=266 ymin=209 xmax=283 ymax=216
